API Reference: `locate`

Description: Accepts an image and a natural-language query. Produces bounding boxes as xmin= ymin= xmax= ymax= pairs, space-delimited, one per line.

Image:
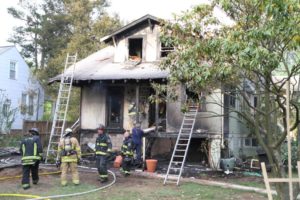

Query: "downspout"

xmin=35 ymin=88 xmax=40 ymax=121
xmin=155 ymin=90 xmax=159 ymax=133
xmin=221 ymin=90 xmax=225 ymax=148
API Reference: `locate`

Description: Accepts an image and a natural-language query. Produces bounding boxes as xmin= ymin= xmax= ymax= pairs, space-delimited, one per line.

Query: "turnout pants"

xmin=22 ymin=161 xmax=39 ymax=189
xmin=61 ymin=162 xmax=79 ymax=186
xmin=96 ymin=156 xmax=108 ymax=181
xmin=121 ymin=156 xmax=132 ymax=175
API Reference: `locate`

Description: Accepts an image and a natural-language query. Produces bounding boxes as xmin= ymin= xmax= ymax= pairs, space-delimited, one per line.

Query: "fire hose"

xmin=0 ymin=163 xmax=116 ymax=200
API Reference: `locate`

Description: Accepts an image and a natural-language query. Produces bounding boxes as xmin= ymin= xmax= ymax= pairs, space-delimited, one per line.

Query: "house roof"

xmin=100 ymin=14 xmax=161 ymax=43
xmin=0 ymin=46 xmax=14 ymax=55
xmin=50 ymin=46 xmax=169 ymax=83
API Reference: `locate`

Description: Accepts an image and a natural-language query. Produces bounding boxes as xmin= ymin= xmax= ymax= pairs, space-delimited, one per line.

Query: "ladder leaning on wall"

xmin=163 ymin=103 xmax=198 ymax=186
xmin=45 ymin=53 xmax=77 ymax=163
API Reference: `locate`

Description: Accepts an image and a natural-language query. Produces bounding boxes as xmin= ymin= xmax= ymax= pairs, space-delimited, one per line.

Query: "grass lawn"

xmin=0 ymin=167 xmax=267 ymax=200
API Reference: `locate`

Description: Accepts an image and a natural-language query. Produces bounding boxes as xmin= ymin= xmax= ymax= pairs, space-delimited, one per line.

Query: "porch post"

xmin=135 ymin=84 xmax=140 ymax=124
xmin=155 ymin=90 xmax=159 ymax=133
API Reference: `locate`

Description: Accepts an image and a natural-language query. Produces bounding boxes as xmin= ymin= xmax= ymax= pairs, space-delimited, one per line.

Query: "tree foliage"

xmin=161 ymin=0 xmax=299 ymax=199
xmin=8 ymin=0 xmax=122 ymax=121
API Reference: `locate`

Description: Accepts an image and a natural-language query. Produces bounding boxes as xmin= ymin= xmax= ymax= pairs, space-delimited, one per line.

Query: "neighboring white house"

xmin=0 ymin=45 xmax=44 ymax=132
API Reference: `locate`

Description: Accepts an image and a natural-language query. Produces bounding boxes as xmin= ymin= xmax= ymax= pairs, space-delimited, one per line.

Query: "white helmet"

xmin=63 ymin=128 xmax=72 ymax=137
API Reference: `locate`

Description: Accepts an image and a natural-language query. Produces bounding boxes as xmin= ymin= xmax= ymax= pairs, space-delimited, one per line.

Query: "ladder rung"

xmin=170 ymin=167 xmax=181 ymax=170
xmin=51 ymin=134 xmax=61 ymax=137
xmin=165 ymin=179 xmax=178 ymax=183
xmin=184 ymin=114 xmax=196 ymax=117
xmin=175 ymin=149 xmax=185 ymax=152
xmin=177 ymin=144 xmax=187 ymax=146
xmin=172 ymin=161 xmax=183 ymax=164
xmin=173 ymin=155 xmax=184 ymax=157
xmin=51 ymin=142 xmax=59 ymax=145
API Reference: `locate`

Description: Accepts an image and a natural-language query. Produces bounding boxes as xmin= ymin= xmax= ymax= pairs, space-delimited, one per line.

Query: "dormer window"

xmin=128 ymin=38 xmax=143 ymax=62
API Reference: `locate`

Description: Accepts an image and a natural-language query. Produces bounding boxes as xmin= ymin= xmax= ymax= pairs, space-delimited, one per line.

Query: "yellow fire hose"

xmin=0 ymin=164 xmax=116 ymax=200
xmin=0 ymin=193 xmax=44 ymax=199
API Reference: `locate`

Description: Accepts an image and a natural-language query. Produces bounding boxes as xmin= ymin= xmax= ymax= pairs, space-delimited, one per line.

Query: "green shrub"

xmin=281 ymin=140 xmax=298 ymax=169
xmin=0 ymin=134 xmax=22 ymax=148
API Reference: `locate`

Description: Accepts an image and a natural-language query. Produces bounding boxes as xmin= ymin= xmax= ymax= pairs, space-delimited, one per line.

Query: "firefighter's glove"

xmin=56 ymin=160 xmax=61 ymax=168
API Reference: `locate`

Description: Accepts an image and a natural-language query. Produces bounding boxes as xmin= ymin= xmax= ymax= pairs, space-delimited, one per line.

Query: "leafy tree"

xmin=0 ymin=91 xmax=18 ymax=134
xmin=8 ymin=0 xmax=71 ymax=70
xmin=160 ymin=1 xmax=299 ymax=199
xmin=8 ymin=0 xmax=122 ymax=121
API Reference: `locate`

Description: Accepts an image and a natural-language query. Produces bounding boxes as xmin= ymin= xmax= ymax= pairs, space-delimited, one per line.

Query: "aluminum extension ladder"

xmin=163 ymin=103 xmax=198 ymax=185
xmin=45 ymin=53 xmax=77 ymax=163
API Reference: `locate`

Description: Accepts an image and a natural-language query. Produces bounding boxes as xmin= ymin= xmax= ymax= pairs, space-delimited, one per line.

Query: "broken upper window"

xmin=185 ymin=89 xmax=207 ymax=112
xmin=160 ymin=42 xmax=174 ymax=57
xmin=128 ymin=38 xmax=143 ymax=62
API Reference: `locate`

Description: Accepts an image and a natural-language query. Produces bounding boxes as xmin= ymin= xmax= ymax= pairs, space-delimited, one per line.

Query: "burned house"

xmin=53 ymin=15 xmax=257 ymax=168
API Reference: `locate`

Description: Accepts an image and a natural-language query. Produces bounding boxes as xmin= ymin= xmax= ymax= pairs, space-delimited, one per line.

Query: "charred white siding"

xmin=81 ymin=83 xmax=106 ymax=129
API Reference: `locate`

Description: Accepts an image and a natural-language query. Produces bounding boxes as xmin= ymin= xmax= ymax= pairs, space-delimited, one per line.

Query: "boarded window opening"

xmin=128 ymin=38 xmax=143 ymax=60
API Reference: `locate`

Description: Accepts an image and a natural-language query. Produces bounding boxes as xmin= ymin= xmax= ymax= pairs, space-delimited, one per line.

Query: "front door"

xmin=107 ymin=86 xmax=124 ymax=129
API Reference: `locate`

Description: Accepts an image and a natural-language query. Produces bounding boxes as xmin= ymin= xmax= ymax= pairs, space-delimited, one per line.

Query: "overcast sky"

xmin=0 ymin=0 xmax=211 ymax=46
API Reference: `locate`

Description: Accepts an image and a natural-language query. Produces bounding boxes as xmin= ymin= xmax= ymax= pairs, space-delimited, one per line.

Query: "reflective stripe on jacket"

xmin=95 ymin=134 xmax=112 ymax=156
xmin=33 ymin=135 xmax=43 ymax=160
xmin=20 ymin=136 xmax=40 ymax=165
xmin=121 ymin=136 xmax=134 ymax=157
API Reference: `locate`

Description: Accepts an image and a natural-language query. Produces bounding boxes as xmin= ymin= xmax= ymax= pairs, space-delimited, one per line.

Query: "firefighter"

xmin=95 ymin=124 xmax=112 ymax=183
xmin=120 ymin=130 xmax=134 ymax=176
xmin=57 ymin=128 xmax=81 ymax=186
xmin=20 ymin=128 xmax=43 ymax=190
xmin=29 ymin=128 xmax=43 ymax=171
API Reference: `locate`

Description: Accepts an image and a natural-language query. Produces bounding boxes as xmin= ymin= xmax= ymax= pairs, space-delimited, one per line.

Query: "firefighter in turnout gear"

xmin=120 ymin=130 xmax=134 ymax=176
xmin=95 ymin=124 xmax=112 ymax=183
xmin=20 ymin=128 xmax=43 ymax=190
xmin=57 ymin=128 xmax=81 ymax=186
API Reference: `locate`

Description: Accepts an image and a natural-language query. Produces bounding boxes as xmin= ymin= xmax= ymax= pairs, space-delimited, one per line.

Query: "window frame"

xmin=128 ymin=37 xmax=144 ymax=61
xmin=9 ymin=61 xmax=17 ymax=80
xmin=28 ymin=94 xmax=34 ymax=116
xmin=244 ymin=137 xmax=258 ymax=147
xmin=21 ymin=93 xmax=27 ymax=115
xmin=3 ymin=99 xmax=11 ymax=117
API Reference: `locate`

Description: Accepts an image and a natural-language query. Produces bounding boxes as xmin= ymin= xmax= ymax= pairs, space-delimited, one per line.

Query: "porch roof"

xmin=50 ymin=46 xmax=169 ymax=83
